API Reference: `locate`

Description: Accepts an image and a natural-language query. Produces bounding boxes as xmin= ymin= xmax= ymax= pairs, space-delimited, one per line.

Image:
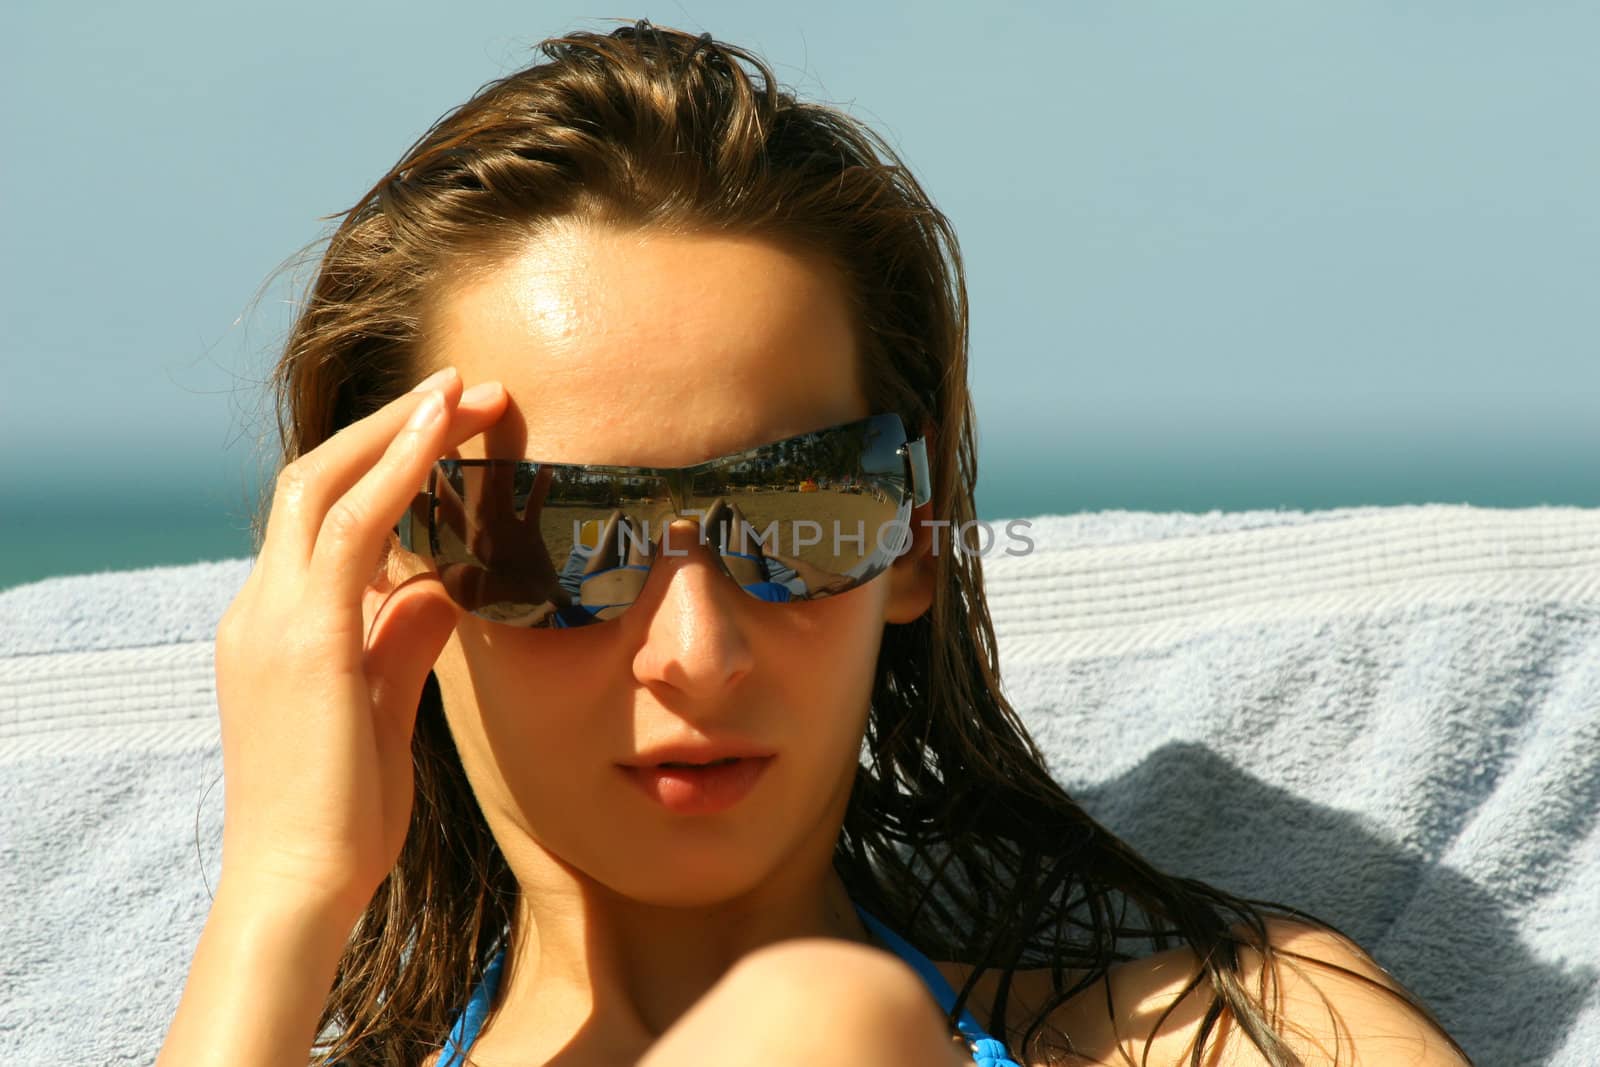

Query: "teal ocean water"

xmin=1 ymin=483 xmax=266 ymax=593
xmin=4 ymin=458 xmax=1595 ymax=593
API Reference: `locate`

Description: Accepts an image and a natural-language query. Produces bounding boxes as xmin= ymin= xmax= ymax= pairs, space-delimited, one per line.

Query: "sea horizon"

xmin=5 ymin=462 xmax=1595 ymax=593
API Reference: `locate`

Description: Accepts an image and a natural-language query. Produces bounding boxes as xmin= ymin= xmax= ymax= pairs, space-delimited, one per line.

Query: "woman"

xmin=158 ymin=21 xmax=1473 ymax=1067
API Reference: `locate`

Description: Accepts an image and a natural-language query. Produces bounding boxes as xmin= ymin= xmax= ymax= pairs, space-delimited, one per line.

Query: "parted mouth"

xmin=620 ymin=747 xmax=776 ymax=768
xmin=617 ymin=754 xmax=776 ymax=815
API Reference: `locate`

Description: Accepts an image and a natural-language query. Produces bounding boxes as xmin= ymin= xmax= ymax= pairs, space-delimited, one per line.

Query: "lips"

xmin=622 ymin=742 xmax=776 ymax=768
xmin=618 ymin=755 xmax=775 ymax=815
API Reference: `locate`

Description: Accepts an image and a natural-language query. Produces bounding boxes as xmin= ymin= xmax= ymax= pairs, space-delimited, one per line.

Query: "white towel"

xmin=2 ymin=503 xmax=1596 ymax=1066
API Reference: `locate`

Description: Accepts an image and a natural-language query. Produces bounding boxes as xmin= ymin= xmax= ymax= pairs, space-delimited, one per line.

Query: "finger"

xmin=487 ymin=449 xmax=516 ymax=500
xmin=257 ymin=368 xmax=460 ymax=569
xmin=521 ymin=464 xmax=554 ymax=529
xmin=434 ymin=465 xmax=473 ymax=556
xmin=308 ymin=386 xmax=505 ymax=608
xmin=431 ymin=466 xmax=467 ymax=547
xmin=475 ymin=449 xmax=517 ymax=532
xmin=260 ymin=373 xmax=508 ymax=576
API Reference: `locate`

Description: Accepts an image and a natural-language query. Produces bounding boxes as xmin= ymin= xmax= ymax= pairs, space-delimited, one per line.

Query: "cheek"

xmin=756 ymin=583 xmax=889 ymax=728
xmin=432 ymin=625 xmax=633 ymax=799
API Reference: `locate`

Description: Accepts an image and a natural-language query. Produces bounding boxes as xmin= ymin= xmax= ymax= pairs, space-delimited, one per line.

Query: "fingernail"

xmin=410 ymin=366 xmax=458 ymax=393
xmin=459 ymin=380 xmax=504 ymax=405
xmin=407 ymin=390 xmax=444 ymax=430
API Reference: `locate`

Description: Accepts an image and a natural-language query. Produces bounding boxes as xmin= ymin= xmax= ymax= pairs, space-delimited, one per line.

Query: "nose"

xmin=629 ymin=517 xmax=757 ymax=698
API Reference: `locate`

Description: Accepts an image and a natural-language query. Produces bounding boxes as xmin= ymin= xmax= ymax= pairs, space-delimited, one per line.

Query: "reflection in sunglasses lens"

xmin=417 ymin=415 xmax=915 ymax=627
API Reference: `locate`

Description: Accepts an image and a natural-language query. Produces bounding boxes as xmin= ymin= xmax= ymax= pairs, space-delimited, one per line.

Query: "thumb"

xmin=363 ymin=575 xmax=459 ymax=752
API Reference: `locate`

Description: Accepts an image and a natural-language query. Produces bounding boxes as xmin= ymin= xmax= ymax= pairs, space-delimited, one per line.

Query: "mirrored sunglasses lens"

xmin=413 ymin=416 xmax=914 ymax=624
xmin=686 ymin=421 xmax=913 ymax=603
xmin=690 ymin=484 xmax=910 ymax=603
xmin=424 ymin=464 xmax=673 ymax=628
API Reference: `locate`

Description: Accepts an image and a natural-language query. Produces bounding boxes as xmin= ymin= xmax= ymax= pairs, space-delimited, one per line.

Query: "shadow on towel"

xmin=1077 ymin=742 xmax=1597 ymax=1067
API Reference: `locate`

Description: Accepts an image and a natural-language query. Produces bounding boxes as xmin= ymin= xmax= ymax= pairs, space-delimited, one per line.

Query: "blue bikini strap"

xmin=437 ymin=947 xmax=505 ymax=1067
xmin=851 ymin=902 xmax=996 ymax=1045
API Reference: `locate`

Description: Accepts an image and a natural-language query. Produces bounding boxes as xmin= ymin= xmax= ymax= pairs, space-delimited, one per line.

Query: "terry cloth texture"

xmin=2 ymin=503 xmax=1596 ymax=1065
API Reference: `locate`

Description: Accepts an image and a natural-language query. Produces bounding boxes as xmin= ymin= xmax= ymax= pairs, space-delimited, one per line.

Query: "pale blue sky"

xmin=2 ymin=2 xmax=1596 ymax=585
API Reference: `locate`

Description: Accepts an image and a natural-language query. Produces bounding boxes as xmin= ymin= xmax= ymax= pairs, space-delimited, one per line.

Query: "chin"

xmin=600 ymin=848 xmax=778 ymax=909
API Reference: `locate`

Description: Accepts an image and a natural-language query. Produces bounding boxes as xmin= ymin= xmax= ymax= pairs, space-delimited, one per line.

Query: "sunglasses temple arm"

xmin=902 ymin=438 xmax=932 ymax=508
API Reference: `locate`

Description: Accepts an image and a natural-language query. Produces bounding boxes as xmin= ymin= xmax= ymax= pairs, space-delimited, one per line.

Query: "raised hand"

xmin=212 ymin=367 xmax=506 ymax=921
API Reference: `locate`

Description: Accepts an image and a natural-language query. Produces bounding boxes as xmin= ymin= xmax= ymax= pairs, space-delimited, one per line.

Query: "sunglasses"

xmin=396 ymin=413 xmax=932 ymax=628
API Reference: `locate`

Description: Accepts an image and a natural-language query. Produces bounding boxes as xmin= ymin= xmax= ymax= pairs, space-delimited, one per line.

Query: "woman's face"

xmin=419 ymin=220 xmax=933 ymax=907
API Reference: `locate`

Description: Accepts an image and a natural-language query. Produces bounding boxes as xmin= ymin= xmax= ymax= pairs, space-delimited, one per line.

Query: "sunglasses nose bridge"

xmin=627 ymin=496 xmax=765 ymax=590
xmin=650 ymin=510 xmax=724 ymax=560
xmin=584 ymin=517 xmax=750 ymax=627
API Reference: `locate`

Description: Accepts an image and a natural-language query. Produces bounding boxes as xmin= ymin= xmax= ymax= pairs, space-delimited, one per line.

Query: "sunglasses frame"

xmin=394 ymin=413 xmax=932 ymax=625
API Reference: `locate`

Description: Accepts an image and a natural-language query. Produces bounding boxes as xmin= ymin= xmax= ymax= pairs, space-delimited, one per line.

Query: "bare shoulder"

xmin=937 ymin=918 xmax=1469 ymax=1067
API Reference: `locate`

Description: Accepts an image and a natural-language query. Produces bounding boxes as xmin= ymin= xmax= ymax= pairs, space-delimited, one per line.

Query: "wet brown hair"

xmin=249 ymin=20 xmax=1472 ymax=1066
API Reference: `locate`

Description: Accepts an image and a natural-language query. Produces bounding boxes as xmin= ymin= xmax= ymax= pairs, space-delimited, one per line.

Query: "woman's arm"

xmin=155 ymin=878 xmax=358 ymax=1067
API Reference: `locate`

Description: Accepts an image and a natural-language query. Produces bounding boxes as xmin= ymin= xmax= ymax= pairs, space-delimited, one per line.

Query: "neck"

xmin=471 ymin=849 xmax=877 ymax=1063
xmin=453 ymin=709 xmax=882 ymax=1063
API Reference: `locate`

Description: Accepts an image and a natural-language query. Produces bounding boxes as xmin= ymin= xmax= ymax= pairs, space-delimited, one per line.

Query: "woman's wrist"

xmin=156 ymin=881 xmax=361 ymax=1067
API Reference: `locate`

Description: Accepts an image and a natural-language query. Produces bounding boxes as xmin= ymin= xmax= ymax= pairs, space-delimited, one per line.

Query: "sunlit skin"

xmin=402 ymin=220 xmax=944 ymax=1064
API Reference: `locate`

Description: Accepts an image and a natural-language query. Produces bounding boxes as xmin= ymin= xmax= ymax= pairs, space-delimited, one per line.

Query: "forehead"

xmin=425 ymin=221 xmax=868 ymax=465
